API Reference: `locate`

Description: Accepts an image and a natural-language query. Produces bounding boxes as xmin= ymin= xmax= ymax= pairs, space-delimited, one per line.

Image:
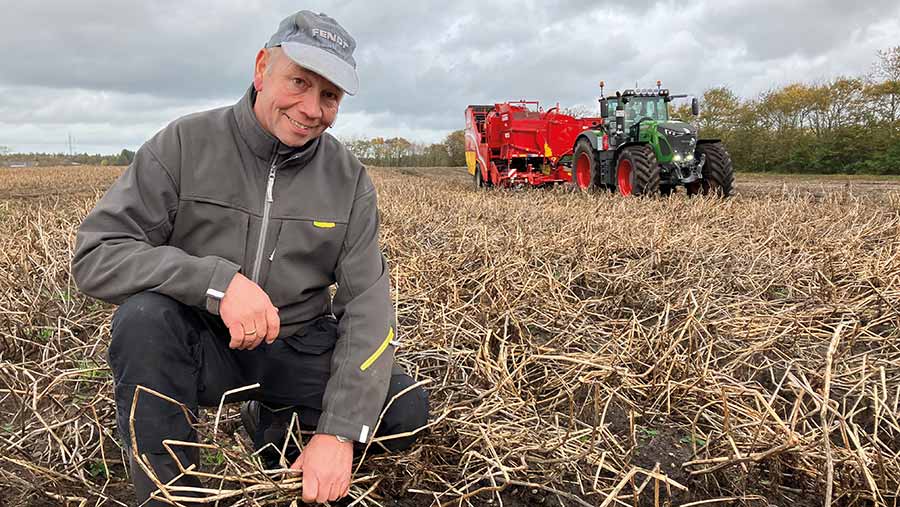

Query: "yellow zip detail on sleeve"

xmin=313 ymin=221 xmax=336 ymax=228
xmin=360 ymin=327 xmax=393 ymax=372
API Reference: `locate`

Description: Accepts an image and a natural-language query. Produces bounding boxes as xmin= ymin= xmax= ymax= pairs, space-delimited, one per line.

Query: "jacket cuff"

xmin=204 ymin=258 xmax=240 ymax=315
xmin=317 ymin=411 xmax=371 ymax=443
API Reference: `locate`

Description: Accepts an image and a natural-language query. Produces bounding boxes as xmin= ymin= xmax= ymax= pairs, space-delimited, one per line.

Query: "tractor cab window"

xmin=626 ymin=97 xmax=669 ymax=123
xmin=625 ymin=101 xmax=643 ymax=120
xmin=646 ymin=99 xmax=669 ymax=122
xmin=604 ymin=97 xmax=669 ymax=125
xmin=605 ymin=99 xmax=618 ymax=119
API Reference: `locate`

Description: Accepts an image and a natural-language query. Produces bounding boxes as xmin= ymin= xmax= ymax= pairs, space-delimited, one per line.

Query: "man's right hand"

xmin=219 ymin=273 xmax=280 ymax=350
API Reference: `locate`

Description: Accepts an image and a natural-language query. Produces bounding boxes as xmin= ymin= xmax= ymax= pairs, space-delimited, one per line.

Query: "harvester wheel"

xmin=689 ymin=142 xmax=734 ymax=197
xmin=616 ymin=145 xmax=659 ymax=196
xmin=571 ymin=138 xmax=602 ymax=191
xmin=474 ymin=163 xmax=492 ymax=189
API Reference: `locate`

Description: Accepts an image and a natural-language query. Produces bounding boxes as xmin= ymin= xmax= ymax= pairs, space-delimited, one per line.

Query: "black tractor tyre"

xmin=615 ymin=145 xmax=660 ymax=196
xmin=690 ymin=142 xmax=735 ymax=197
xmin=571 ymin=138 xmax=603 ymax=191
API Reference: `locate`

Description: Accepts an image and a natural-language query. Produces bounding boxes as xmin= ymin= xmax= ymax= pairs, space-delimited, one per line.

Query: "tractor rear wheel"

xmin=689 ymin=142 xmax=734 ymax=197
xmin=571 ymin=138 xmax=602 ymax=191
xmin=616 ymin=145 xmax=659 ymax=196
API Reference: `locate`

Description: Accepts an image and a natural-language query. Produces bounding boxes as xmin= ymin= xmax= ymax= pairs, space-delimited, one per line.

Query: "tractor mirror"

xmin=691 ymin=98 xmax=700 ymax=116
xmin=599 ymin=99 xmax=609 ymax=118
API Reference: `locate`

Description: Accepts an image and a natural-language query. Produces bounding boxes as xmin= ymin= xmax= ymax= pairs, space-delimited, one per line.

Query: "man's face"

xmin=253 ymin=48 xmax=344 ymax=147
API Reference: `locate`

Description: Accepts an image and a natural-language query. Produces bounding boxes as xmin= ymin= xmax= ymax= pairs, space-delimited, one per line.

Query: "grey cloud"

xmin=1 ymin=0 xmax=898 ymax=153
xmin=698 ymin=0 xmax=900 ymax=61
xmin=0 ymin=86 xmax=226 ymax=125
xmin=0 ymin=0 xmax=317 ymax=100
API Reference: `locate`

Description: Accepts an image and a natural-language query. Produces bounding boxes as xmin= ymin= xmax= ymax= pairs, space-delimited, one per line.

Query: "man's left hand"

xmin=291 ymin=433 xmax=353 ymax=503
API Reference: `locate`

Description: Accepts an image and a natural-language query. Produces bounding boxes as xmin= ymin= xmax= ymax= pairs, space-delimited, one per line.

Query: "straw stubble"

xmin=0 ymin=165 xmax=898 ymax=506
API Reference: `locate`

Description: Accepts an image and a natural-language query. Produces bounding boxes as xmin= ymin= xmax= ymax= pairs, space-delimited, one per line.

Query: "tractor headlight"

xmin=673 ymin=153 xmax=683 ymax=162
xmin=685 ymin=153 xmax=694 ymax=161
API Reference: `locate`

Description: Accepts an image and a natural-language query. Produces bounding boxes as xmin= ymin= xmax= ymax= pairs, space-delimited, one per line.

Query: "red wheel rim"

xmin=617 ymin=159 xmax=633 ymax=196
xmin=575 ymin=153 xmax=592 ymax=188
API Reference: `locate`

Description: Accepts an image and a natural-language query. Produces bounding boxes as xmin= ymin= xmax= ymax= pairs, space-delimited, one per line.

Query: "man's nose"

xmin=297 ymin=92 xmax=322 ymax=120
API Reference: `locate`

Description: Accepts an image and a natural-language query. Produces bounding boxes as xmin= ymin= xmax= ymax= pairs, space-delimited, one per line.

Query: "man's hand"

xmin=219 ymin=273 xmax=280 ymax=349
xmin=292 ymin=434 xmax=353 ymax=503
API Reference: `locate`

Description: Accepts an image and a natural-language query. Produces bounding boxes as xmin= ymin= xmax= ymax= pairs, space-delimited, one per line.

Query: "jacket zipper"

xmin=251 ymin=159 xmax=278 ymax=283
xmin=250 ymin=149 xmax=307 ymax=285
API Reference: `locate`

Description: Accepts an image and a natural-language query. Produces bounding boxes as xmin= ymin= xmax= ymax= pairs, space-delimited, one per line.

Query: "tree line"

xmin=343 ymin=130 xmax=466 ymax=167
xmin=344 ymin=48 xmax=898 ymax=175
xmin=0 ymin=149 xmax=135 ymax=167
xmin=4 ymin=48 xmax=897 ymax=174
xmin=674 ymin=47 xmax=900 ymax=174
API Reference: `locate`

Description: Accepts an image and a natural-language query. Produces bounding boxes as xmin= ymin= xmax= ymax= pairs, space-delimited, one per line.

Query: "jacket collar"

xmin=233 ymin=85 xmax=320 ymax=166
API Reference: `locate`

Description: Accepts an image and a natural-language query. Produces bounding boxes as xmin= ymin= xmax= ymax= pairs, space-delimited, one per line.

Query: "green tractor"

xmin=571 ymin=82 xmax=735 ymax=197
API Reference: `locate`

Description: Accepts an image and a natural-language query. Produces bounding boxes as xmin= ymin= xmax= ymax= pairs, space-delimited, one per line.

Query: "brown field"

xmin=1 ymin=165 xmax=899 ymax=506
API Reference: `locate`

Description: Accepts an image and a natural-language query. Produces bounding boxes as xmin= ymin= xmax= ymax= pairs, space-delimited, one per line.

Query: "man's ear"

xmin=253 ymin=49 xmax=268 ymax=92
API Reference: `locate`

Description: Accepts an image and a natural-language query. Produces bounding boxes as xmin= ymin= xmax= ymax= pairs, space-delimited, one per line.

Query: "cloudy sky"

xmin=1 ymin=0 xmax=898 ymax=154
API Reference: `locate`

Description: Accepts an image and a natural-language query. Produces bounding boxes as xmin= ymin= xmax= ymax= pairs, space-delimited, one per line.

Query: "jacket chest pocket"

xmin=170 ymin=199 xmax=249 ymax=268
xmin=260 ymin=219 xmax=347 ymax=307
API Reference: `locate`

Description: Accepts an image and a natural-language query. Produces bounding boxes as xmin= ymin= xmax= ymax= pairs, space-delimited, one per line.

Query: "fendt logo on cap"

xmin=311 ymin=28 xmax=350 ymax=49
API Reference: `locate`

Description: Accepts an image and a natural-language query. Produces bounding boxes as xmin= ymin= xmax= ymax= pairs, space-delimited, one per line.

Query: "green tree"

xmin=868 ymin=47 xmax=900 ymax=124
xmin=444 ymin=130 xmax=466 ymax=167
xmin=115 ymin=149 xmax=135 ymax=166
xmin=385 ymin=137 xmax=412 ymax=166
xmin=696 ymin=87 xmax=741 ymax=136
xmin=423 ymin=142 xmax=450 ymax=166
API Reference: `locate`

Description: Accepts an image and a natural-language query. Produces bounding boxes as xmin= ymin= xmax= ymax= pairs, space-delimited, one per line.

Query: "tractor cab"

xmin=603 ymin=94 xmax=669 ymax=128
xmin=601 ymin=88 xmax=674 ymax=130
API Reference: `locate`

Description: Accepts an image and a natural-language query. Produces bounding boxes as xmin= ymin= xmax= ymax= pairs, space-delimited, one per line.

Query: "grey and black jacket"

xmin=72 ymin=87 xmax=395 ymax=443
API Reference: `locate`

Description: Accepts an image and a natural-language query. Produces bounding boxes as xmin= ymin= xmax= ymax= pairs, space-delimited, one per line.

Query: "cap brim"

xmin=281 ymin=41 xmax=359 ymax=96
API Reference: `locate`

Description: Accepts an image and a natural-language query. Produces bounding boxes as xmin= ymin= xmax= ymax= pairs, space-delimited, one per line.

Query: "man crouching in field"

xmin=71 ymin=11 xmax=428 ymax=506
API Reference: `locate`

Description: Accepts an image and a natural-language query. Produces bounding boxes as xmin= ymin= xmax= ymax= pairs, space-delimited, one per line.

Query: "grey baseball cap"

xmin=265 ymin=11 xmax=359 ymax=95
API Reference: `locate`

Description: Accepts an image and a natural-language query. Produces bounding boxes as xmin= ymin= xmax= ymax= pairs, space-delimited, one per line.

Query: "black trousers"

xmin=108 ymin=292 xmax=428 ymax=505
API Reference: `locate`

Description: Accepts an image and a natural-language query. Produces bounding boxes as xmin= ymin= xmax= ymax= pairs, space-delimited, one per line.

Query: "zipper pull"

xmin=265 ymin=163 xmax=277 ymax=203
xmin=268 ymin=248 xmax=276 ymax=261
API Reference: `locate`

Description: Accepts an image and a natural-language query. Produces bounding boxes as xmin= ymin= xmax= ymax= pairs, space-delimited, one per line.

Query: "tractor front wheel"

xmin=689 ymin=142 xmax=735 ymax=197
xmin=616 ymin=145 xmax=659 ymax=196
xmin=571 ymin=138 xmax=602 ymax=191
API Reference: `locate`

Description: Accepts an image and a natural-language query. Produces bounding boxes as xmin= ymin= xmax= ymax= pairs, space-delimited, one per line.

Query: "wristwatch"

xmin=334 ymin=434 xmax=350 ymax=443
xmin=205 ymin=287 xmax=225 ymax=314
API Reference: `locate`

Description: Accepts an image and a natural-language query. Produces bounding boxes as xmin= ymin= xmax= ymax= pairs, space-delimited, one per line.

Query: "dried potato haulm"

xmin=1 ymin=166 xmax=898 ymax=506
